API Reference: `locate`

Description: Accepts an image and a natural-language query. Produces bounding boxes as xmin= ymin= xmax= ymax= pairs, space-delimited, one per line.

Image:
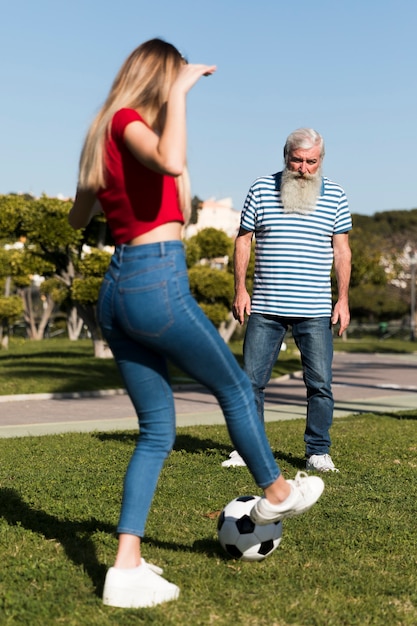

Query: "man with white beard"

xmin=222 ymin=128 xmax=352 ymax=473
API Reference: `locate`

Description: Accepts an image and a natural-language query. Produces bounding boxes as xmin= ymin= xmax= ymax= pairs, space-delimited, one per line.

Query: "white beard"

xmin=280 ymin=167 xmax=322 ymax=214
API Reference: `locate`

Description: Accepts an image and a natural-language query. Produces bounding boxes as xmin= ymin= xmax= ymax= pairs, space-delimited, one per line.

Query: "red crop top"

xmin=97 ymin=108 xmax=184 ymax=244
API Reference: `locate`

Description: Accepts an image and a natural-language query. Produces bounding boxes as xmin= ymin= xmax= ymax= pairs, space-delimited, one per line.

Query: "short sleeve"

xmin=240 ymin=185 xmax=258 ymax=232
xmin=111 ymin=108 xmax=146 ymax=141
xmin=334 ymin=191 xmax=352 ymax=234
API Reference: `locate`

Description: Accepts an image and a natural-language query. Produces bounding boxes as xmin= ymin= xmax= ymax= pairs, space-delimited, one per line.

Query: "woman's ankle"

xmin=264 ymin=475 xmax=292 ymax=505
xmin=113 ymin=533 xmax=141 ymax=569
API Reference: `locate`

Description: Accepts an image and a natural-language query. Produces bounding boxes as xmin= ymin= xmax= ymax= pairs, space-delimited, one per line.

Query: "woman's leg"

xmin=99 ymin=329 xmax=181 ymax=608
xmin=106 ymin=331 xmax=177 ymax=561
xmin=97 ymin=248 xmax=177 ymax=566
xmin=107 ymin=241 xmax=282 ymax=488
xmin=114 ymin=534 xmax=141 ymax=569
xmin=99 ymin=243 xmax=324 ymax=580
xmin=158 ymin=270 xmax=281 ymax=487
xmin=152 ymin=256 xmax=324 ymax=522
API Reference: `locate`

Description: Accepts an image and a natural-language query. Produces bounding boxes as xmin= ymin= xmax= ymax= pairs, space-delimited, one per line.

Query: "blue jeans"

xmin=97 ymin=242 xmax=280 ymax=537
xmin=243 ymin=313 xmax=334 ymax=456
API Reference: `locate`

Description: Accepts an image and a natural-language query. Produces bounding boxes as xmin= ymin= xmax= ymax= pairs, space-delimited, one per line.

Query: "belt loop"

xmin=160 ymin=241 xmax=165 ymax=256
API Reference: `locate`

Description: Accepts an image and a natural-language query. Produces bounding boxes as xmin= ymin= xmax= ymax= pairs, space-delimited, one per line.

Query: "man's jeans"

xmin=97 ymin=242 xmax=280 ymax=537
xmin=244 ymin=313 xmax=334 ymax=456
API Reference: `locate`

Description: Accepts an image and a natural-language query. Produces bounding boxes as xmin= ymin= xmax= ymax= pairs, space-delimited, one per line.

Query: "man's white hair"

xmin=283 ymin=128 xmax=325 ymax=165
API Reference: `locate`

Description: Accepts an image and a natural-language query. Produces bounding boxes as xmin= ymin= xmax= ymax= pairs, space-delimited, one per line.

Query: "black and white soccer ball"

xmin=217 ymin=495 xmax=283 ymax=562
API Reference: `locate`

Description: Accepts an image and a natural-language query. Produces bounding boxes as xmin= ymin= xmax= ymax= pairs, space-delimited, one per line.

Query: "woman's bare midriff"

xmin=126 ymin=221 xmax=183 ymax=245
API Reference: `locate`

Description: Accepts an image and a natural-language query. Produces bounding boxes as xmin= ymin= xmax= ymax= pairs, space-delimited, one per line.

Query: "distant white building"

xmin=185 ymin=197 xmax=241 ymax=239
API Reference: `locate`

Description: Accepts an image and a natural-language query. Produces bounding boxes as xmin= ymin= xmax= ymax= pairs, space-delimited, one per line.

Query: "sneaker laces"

xmin=322 ymin=454 xmax=336 ymax=469
xmin=291 ymin=471 xmax=310 ymax=492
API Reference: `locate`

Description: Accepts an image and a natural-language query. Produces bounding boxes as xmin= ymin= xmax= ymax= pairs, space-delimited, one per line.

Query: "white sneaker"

xmin=221 ymin=450 xmax=247 ymax=467
xmin=250 ymin=471 xmax=325 ymax=525
xmin=306 ymin=454 xmax=339 ymax=473
xmin=103 ymin=559 xmax=180 ymax=608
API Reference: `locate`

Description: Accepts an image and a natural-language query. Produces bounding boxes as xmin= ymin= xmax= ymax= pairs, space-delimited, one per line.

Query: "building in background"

xmin=185 ymin=197 xmax=241 ymax=239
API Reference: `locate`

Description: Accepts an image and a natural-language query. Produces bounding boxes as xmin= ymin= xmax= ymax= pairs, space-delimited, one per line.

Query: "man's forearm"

xmin=234 ymin=230 xmax=253 ymax=293
xmin=334 ymin=254 xmax=351 ymax=302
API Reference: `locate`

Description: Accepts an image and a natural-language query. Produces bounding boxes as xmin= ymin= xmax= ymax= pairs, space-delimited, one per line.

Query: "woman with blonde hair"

xmin=69 ymin=38 xmax=324 ymax=610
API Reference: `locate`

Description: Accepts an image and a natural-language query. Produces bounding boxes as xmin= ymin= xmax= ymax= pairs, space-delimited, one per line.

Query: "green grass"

xmin=0 ymin=338 xmax=124 ymax=396
xmin=1 ymin=337 xmax=417 ymax=623
xmin=1 ymin=413 xmax=417 ymax=625
xmin=333 ymin=337 xmax=417 ymax=354
xmin=0 ymin=338 xmax=302 ymax=397
xmin=2 ymin=336 xmax=415 ymax=397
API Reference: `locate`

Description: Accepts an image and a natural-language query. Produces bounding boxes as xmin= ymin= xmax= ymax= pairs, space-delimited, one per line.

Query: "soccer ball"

xmin=217 ymin=495 xmax=283 ymax=562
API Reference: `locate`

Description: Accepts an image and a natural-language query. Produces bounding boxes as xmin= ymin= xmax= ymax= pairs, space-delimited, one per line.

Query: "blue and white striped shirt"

xmin=240 ymin=172 xmax=352 ymax=317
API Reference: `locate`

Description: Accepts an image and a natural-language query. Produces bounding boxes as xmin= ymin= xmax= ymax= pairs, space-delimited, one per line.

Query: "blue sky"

xmin=1 ymin=0 xmax=416 ymax=216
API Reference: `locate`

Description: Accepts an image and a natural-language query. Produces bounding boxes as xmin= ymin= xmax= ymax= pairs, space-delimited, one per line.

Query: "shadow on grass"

xmin=377 ymin=410 xmax=417 ymax=420
xmin=94 ymin=433 xmax=306 ymax=472
xmin=142 ymin=535 xmax=226 ymax=561
xmin=0 ymin=351 xmax=90 ymax=361
xmin=273 ymin=450 xmax=306 ymax=470
xmin=353 ymin=410 xmax=417 ymax=421
xmin=95 ymin=431 xmax=235 ymax=457
xmin=0 ymin=487 xmax=113 ymax=597
xmin=0 ymin=487 xmax=228 ymax=597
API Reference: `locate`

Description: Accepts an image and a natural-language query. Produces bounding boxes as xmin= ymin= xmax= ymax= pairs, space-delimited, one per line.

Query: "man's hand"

xmin=232 ymin=228 xmax=253 ymax=325
xmin=332 ymin=300 xmax=350 ymax=336
xmin=232 ymin=290 xmax=251 ymax=325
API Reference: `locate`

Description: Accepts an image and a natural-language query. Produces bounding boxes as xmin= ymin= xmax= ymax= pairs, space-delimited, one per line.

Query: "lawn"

xmin=0 ymin=337 xmax=302 ymax=397
xmin=0 ymin=413 xmax=416 ymax=625
xmin=0 ymin=337 xmax=416 ymax=624
xmin=1 ymin=336 xmax=415 ymax=397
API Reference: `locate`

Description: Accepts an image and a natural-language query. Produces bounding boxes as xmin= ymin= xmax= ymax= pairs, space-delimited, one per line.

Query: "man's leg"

xmin=222 ymin=313 xmax=286 ymax=467
xmin=292 ymin=317 xmax=338 ymax=472
xmin=243 ymin=313 xmax=288 ymax=424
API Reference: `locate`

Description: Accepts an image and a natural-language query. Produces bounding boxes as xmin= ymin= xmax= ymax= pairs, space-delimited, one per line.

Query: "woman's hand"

xmin=171 ymin=63 xmax=217 ymax=95
xmin=124 ymin=63 xmax=216 ymax=177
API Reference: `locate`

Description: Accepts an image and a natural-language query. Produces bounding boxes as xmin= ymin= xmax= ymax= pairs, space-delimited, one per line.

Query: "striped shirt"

xmin=240 ymin=172 xmax=352 ymax=317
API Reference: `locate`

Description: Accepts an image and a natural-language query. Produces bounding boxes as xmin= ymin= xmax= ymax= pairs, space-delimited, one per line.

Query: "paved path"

xmin=0 ymin=352 xmax=416 ymax=438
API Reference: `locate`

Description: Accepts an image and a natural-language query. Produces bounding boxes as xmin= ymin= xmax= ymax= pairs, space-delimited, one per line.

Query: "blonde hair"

xmin=78 ymin=38 xmax=191 ymax=220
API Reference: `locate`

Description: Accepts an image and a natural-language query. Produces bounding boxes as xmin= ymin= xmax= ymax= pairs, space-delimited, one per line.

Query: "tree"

xmin=188 ymin=265 xmax=234 ymax=326
xmin=349 ymin=283 xmax=408 ymax=322
xmin=0 ymin=194 xmax=110 ymax=355
xmin=0 ymin=295 xmax=23 ymax=348
xmin=0 ymin=195 xmax=57 ymax=341
xmin=70 ymin=249 xmax=112 ymax=357
xmin=192 ymin=227 xmax=233 ymax=259
xmin=0 ymin=245 xmax=25 ymax=346
xmin=343 ymin=216 xmax=397 ymax=322
xmin=344 ymin=212 xmax=417 ymax=325
xmin=185 ymin=228 xmax=237 ymax=341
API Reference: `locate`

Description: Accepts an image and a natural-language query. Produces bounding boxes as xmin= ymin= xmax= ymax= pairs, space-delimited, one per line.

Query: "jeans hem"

xmin=117 ymin=527 xmax=144 ymax=537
